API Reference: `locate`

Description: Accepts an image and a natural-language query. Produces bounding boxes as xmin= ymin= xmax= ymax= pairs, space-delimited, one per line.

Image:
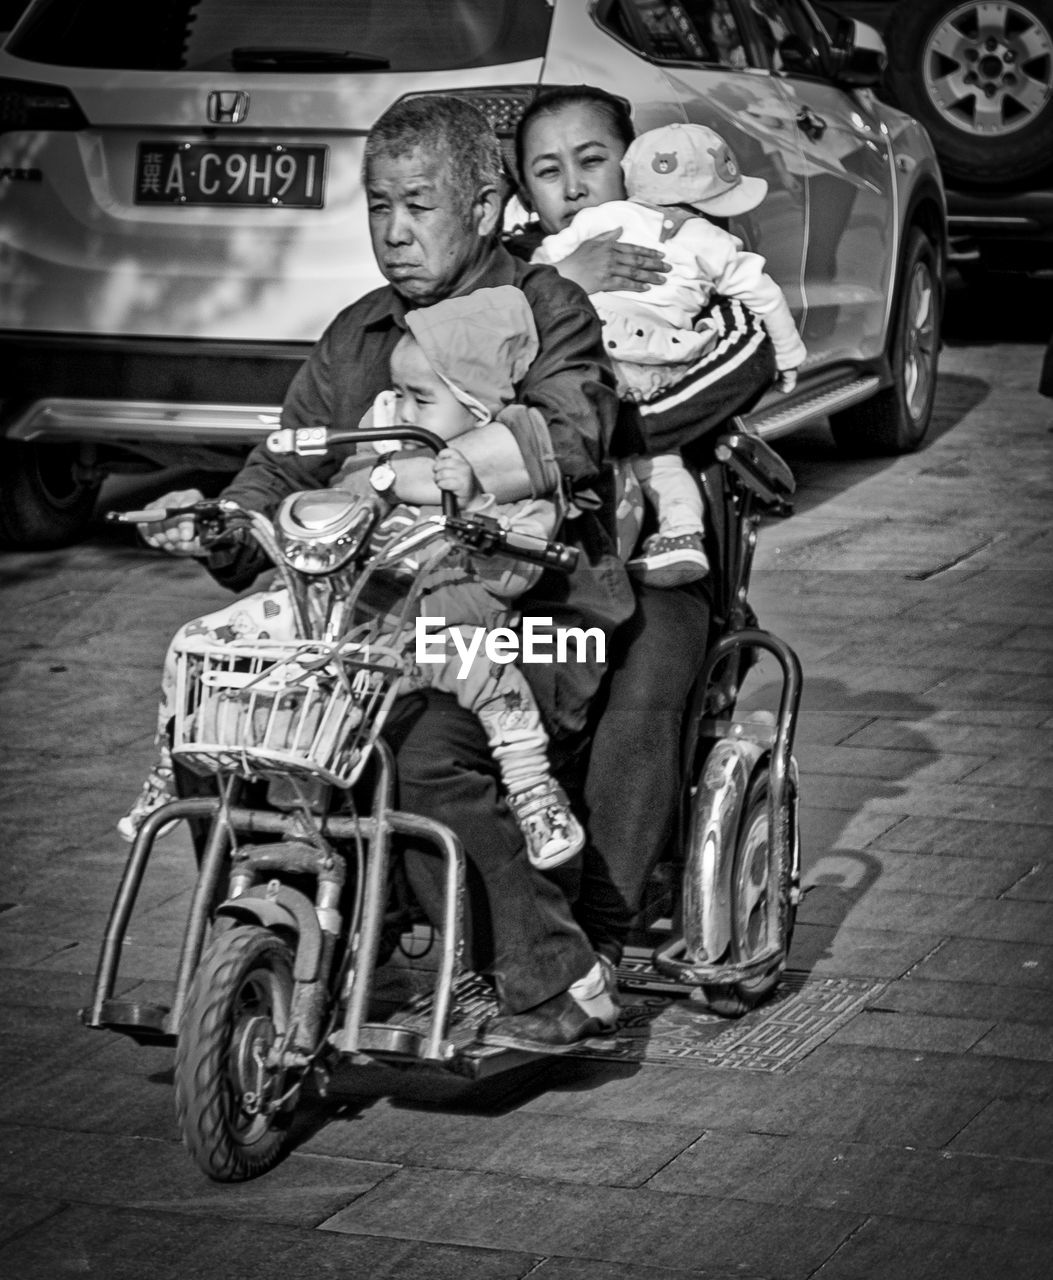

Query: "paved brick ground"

xmin=1 ymin=283 xmax=1051 ymax=1278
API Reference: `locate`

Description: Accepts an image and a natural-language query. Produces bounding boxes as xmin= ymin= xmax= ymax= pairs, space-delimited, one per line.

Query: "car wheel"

xmin=830 ymin=229 xmax=941 ymax=456
xmin=884 ymin=0 xmax=1053 ymax=186
xmin=0 ymin=442 xmax=101 ymax=549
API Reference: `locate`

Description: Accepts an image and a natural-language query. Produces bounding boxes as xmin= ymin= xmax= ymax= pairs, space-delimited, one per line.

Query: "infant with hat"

xmin=119 ymin=286 xmax=586 ymax=873
xmin=535 ymin=122 xmax=807 ymax=587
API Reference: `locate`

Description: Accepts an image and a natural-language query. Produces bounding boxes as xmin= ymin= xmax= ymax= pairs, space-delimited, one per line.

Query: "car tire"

xmin=830 ymin=228 xmax=941 ymax=456
xmin=884 ymin=0 xmax=1053 ymax=186
xmin=0 ymin=442 xmax=101 ymax=549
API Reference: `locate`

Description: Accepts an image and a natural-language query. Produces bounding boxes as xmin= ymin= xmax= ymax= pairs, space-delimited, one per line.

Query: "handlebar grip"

xmin=494 ymin=527 xmax=579 ymax=572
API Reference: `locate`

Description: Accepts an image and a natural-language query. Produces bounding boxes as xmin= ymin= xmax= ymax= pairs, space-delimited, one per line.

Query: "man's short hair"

xmin=365 ymin=96 xmax=502 ymax=215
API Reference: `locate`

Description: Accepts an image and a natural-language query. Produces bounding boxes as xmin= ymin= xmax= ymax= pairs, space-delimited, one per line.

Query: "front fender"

xmin=681 ymin=736 xmax=765 ymax=965
xmin=216 ymin=885 xmax=323 ymax=982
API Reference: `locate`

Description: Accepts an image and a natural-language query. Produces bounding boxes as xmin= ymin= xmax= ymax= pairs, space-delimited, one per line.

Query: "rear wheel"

xmin=175 ymin=926 xmax=298 ymax=1182
xmin=0 ymin=442 xmax=100 ymax=549
xmin=702 ymin=770 xmax=797 ymax=1018
xmin=830 ymin=229 xmax=940 ymax=456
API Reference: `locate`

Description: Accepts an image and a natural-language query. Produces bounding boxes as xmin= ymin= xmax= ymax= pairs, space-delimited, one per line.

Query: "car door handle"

xmin=796 ymin=106 xmax=827 ymax=141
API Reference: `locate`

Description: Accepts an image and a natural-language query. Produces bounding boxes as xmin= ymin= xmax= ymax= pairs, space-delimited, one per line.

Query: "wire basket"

xmin=171 ymin=636 xmax=405 ymax=788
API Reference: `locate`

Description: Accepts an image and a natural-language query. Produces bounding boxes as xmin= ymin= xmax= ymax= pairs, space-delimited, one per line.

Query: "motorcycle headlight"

xmin=275 ymin=490 xmax=379 ymax=575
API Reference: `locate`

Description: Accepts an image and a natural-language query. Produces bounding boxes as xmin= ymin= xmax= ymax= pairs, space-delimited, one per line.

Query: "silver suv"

xmin=0 ymin=0 xmax=946 ymax=547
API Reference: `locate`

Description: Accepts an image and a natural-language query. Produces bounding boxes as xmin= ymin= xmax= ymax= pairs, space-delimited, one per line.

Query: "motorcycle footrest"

xmin=82 ymin=998 xmax=175 ymax=1044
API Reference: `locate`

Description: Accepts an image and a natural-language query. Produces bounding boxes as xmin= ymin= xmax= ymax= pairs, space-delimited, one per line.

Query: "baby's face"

xmin=389 ymin=335 xmax=476 ymax=442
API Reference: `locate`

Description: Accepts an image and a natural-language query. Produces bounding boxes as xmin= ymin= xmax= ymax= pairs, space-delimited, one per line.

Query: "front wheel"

xmin=830 ymin=229 xmax=941 ymax=456
xmin=702 ymin=769 xmax=798 ymax=1018
xmin=175 ymin=926 xmax=298 ymax=1182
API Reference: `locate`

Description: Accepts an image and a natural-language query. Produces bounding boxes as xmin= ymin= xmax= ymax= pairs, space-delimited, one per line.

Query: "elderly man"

xmin=142 ymin=95 xmax=634 ymax=1049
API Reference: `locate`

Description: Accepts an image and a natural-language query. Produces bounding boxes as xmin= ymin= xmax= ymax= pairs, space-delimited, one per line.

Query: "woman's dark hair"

xmin=513 ymin=85 xmax=635 ymax=185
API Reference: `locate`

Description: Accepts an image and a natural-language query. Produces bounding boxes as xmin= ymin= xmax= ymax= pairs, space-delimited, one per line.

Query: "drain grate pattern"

xmin=384 ymin=948 xmax=884 ymax=1074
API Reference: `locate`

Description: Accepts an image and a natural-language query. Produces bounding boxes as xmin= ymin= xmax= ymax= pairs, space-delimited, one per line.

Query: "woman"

xmin=513 ymin=86 xmax=776 ymax=967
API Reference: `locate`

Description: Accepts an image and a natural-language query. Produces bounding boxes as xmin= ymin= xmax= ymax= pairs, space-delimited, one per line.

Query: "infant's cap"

xmin=404 ymin=285 xmax=539 ymax=422
xmin=622 ymin=123 xmax=767 ymax=216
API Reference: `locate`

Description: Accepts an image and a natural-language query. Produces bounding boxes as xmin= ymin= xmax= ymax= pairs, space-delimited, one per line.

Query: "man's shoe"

xmin=627 ymin=531 xmax=710 ymax=587
xmin=478 ymin=987 xmax=619 ymax=1054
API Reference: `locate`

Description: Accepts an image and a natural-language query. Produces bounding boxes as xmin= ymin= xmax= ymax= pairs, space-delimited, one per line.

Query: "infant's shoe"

xmin=627 ymin=531 xmax=710 ymax=587
xmin=508 ymin=779 xmax=586 ymax=870
xmin=117 ymin=749 xmax=178 ymax=843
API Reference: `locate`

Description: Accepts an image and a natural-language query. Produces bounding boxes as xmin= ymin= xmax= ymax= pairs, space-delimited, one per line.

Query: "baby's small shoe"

xmin=627 ymin=531 xmax=710 ymax=587
xmin=508 ymin=780 xmax=585 ymax=870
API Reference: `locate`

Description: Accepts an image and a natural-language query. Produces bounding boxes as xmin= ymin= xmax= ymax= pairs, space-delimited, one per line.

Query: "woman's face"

xmin=519 ymin=103 xmax=629 ymax=235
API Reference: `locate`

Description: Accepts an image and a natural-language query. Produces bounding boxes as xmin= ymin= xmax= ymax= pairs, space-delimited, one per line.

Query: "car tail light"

xmin=0 ymin=78 xmax=88 ymax=134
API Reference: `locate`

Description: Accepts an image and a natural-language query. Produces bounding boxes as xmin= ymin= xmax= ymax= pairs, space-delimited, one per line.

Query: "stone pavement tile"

xmin=0 ymin=1065 xmax=178 ymax=1140
xmin=0 ymin=1195 xmax=64 ymax=1247
xmin=803 ymin=773 xmax=1053 ymax=824
xmin=528 ymin=1259 xmax=769 ymax=1280
xmin=1004 ymin=864 xmax=1053 ymax=901
xmin=803 ymin=850 xmax=1030 ymax=898
xmin=952 ymin=898 xmax=1053 ymax=944
xmin=0 ymin=1125 xmax=397 ymax=1229
xmin=1006 ymin=624 xmax=1053 ymax=651
xmin=819 ymin=638 xmax=1053 ymax=677
xmin=783 ymin=711 xmax=875 ymax=747
xmin=971 ymin=1022 xmax=1053 ymax=1063
xmin=909 ymin=938 xmax=1053 ymax=990
xmin=844 ymin=717 xmax=1053 ymax=755
xmin=796 ymin=743 xmax=979 ymax=784
xmin=0 ymin=933 xmax=83 ymax=969
xmin=0 ymin=1203 xmax=536 ymax=1280
xmin=868 ymin=815 xmax=1053 ymax=859
xmin=648 ymin=1130 xmax=1053 ymax=1235
xmin=918 ymin=669 xmax=1053 ymax=708
xmin=301 ymin=1103 xmax=699 ymax=1187
xmin=826 ymin=1009 xmax=993 ymax=1053
xmin=521 ymin=1063 xmax=988 ymax=1149
xmin=798 ymin=887 xmax=974 ymax=934
xmin=949 ymin=1097 xmax=1053 ymax=1160
xmin=0 ymin=1003 xmax=122 ymax=1073
xmin=319 ymin=1167 xmax=863 ymax=1278
xmin=799 ymin=808 xmax=902 ymax=859
xmin=806 ymin=1214 xmax=1053 ymax=1280
xmin=31 ymin=938 xmax=187 ymax=984
xmin=960 ymin=754 xmax=1053 ymax=789
xmin=0 ymin=967 xmax=110 ymax=1011
xmin=874 ymin=976 xmax=1053 ymax=1026
xmin=800 ymin=1043 xmax=1052 ymax=1098
xmin=787 ymin=922 xmax=941 ymax=978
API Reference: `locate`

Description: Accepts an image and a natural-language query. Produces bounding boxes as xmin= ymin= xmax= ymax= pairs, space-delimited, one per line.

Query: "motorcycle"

xmin=82 ymin=419 xmax=801 ymax=1182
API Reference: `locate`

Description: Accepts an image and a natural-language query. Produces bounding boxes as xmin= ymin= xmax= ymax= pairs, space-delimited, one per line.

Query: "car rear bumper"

xmin=0 ymin=333 xmax=307 ymax=449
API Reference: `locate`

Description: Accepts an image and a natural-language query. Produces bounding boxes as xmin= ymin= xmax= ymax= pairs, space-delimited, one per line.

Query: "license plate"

xmin=135 ymin=142 xmax=327 ymax=207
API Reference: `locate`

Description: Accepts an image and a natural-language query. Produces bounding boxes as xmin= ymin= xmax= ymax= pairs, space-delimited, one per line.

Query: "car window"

xmin=599 ymin=0 xmax=749 ymax=68
xmin=746 ymin=0 xmax=828 ymax=77
xmin=9 ymin=0 xmax=552 ymax=72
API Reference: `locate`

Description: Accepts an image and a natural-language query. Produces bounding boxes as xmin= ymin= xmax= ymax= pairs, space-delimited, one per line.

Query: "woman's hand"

xmin=434 ymin=448 xmax=481 ymax=505
xmin=554 ymin=228 xmax=669 ymax=294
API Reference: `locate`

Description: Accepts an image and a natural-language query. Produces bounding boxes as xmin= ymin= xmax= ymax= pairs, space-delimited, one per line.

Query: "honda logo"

xmin=207 ymin=90 xmax=250 ymax=125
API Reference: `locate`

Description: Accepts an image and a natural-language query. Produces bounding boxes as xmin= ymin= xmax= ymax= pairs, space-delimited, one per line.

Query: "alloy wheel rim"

xmin=923 ymin=2 xmax=1053 ymax=136
xmin=903 ymin=262 xmax=937 ymax=422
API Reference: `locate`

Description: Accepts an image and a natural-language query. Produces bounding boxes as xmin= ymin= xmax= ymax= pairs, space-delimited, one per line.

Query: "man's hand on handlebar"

xmin=139 ymin=488 xmax=208 ymax=556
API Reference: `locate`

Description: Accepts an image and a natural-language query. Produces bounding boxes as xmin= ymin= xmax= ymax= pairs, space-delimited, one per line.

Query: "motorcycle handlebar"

xmin=105 ymin=499 xmax=579 ymax=574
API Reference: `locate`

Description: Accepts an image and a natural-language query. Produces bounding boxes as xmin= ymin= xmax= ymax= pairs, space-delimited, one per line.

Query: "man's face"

xmin=366 ymin=146 xmax=485 ymax=305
